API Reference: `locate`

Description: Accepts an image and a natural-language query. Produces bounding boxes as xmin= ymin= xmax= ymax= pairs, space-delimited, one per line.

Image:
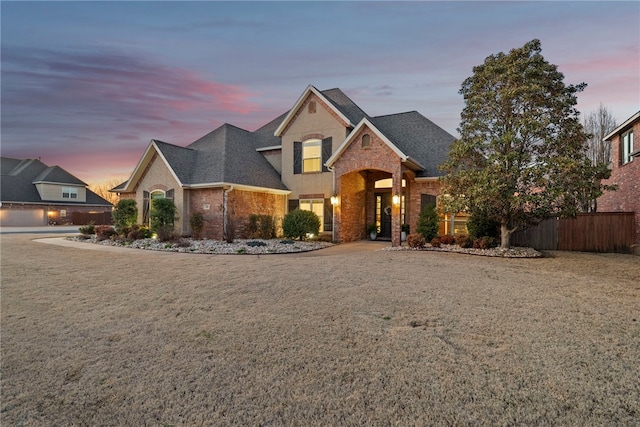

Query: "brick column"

xmin=392 ymin=167 xmax=402 ymax=247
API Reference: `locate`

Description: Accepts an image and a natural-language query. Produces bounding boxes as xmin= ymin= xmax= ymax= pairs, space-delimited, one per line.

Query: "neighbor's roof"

xmin=603 ymin=110 xmax=640 ymax=141
xmin=0 ymin=157 xmax=112 ymax=205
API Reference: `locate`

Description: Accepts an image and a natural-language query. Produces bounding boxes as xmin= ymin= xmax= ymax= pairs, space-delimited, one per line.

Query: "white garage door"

xmin=0 ymin=209 xmax=46 ymax=226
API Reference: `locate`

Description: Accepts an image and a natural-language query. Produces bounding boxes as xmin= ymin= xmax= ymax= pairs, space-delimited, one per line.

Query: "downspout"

xmin=327 ymin=165 xmax=336 ymax=242
xmin=223 ymin=185 xmax=234 ymax=240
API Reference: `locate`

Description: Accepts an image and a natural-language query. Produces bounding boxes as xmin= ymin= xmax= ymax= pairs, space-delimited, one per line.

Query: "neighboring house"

xmin=597 ymin=110 xmax=640 ymax=245
xmin=113 ymin=85 xmax=456 ymax=246
xmin=1 ymin=157 xmax=113 ymax=226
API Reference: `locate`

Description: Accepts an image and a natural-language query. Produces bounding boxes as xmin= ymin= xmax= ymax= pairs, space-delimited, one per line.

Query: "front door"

xmin=375 ymin=192 xmax=392 ymax=239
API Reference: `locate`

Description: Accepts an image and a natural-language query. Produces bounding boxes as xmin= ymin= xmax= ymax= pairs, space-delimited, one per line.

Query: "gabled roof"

xmin=274 ymin=85 xmax=360 ymax=136
xmin=0 ymin=157 xmax=112 ymax=206
xmin=120 ymin=124 xmax=289 ymax=193
xmin=372 ymin=111 xmax=456 ymax=177
xmin=326 ymin=111 xmax=455 ymax=177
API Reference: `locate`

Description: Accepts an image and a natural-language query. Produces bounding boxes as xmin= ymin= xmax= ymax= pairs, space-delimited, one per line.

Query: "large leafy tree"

xmin=440 ymin=39 xmax=611 ymax=248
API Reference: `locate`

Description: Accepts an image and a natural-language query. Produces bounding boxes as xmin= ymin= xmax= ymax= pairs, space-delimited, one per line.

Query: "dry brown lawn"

xmin=1 ymin=233 xmax=639 ymax=426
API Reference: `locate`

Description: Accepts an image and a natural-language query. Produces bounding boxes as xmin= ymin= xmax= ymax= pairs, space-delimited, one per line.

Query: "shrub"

xmin=246 ymin=214 xmax=276 ymax=239
xmin=127 ymin=224 xmax=151 ymax=240
xmin=467 ymin=211 xmax=500 ymax=240
xmin=407 ymin=233 xmax=426 ymax=248
xmin=246 ymin=240 xmax=267 ymax=247
xmin=156 ymin=224 xmax=175 ymax=242
xmin=475 ymin=236 xmax=499 ymax=249
xmin=189 ymin=212 xmax=204 ymax=239
xmin=150 ymin=198 xmax=178 ymax=233
xmin=455 ymin=235 xmax=472 ymax=248
xmin=431 ymin=237 xmax=442 ymax=248
xmin=282 ymin=209 xmax=320 ymax=241
xmin=95 ymin=225 xmax=117 ymax=241
xmin=113 ymin=199 xmax=138 ymax=234
xmin=440 ymin=234 xmax=455 ymax=245
xmin=416 ymin=204 xmax=439 ymax=241
xmin=79 ymin=223 xmax=95 ymax=235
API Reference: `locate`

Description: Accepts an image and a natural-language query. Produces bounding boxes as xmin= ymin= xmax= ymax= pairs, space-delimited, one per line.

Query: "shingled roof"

xmin=149 ymin=124 xmax=288 ymax=191
xmin=371 ymin=111 xmax=455 ymax=177
xmin=1 ymin=157 xmax=112 ymax=205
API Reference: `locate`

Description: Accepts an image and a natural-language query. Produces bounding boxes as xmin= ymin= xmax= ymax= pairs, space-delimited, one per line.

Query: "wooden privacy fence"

xmin=511 ymin=212 xmax=636 ymax=253
xmin=71 ymin=211 xmax=113 ymax=226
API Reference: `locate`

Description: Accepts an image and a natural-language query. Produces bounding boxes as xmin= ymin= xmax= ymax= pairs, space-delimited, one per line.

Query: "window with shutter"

xmin=323 ymin=198 xmax=333 ymax=232
xmin=421 ymin=194 xmax=437 ymax=211
xmin=143 ymin=191 xmax=150 ymax=224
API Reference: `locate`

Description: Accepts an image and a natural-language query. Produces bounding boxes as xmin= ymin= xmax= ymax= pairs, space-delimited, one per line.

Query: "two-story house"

xmin=597 ymin=110 xmax=640 ymax=246
xmin=113 ymin=85 xmax=456 ymax=246
xmin=1 ymin=157 xmax=113 ymax=226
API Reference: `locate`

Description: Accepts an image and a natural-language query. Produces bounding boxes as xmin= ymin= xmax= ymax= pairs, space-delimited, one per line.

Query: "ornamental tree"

xmin=440 ymin=39 xmax=613 ymax=248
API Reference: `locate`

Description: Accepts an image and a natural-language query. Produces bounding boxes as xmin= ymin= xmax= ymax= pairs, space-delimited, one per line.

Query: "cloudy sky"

xmin=2 ymin=1 xmax=638 ymax=185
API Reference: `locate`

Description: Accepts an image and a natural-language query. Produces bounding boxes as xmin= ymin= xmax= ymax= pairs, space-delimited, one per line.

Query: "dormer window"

xmin=361 ymin=133 xmax=371 ymax=148
xmin=308 ymin=101 xmax=316 ymax=114
xmin=62 ymin=187 xmax=78 ymax=199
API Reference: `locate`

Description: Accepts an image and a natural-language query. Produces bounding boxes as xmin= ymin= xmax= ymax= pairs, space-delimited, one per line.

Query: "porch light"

xmin=392 ymin=193 xmax=400 ymax=206
xmin=330 ymin=194 xmax=339 ymax=205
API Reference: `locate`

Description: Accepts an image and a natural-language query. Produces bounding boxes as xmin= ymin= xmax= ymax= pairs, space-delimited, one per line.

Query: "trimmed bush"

xmin=246 ymin=240 xmax=267 ymax=247
xmin=416 ymin=204 xmax=439 ymax=241
xmin=455 ymin=235 xmax=472 ymax=248
xmin=282 ymin=209 xmax=320 ymax=241
xmin=79 ymin=223 xmax=95 ymax=235
xmin=156 ymin=224 xmax=175 ymax=242
xmin=95 ymin=225 xmax=117 ymax=241
xmin=474 ymin=236 xmax=499 ymax=249
xmin=407 ymin=233 xmax=426 ymax=249
xmin=440 ymin=235 xmax=455 ymax=245
xmin=113 ymin=199 xmax=138 ymax=234
xmin=431 ymin=237 xmax=442 ymax=248
xmin=127 ymin=224 xmax=151 ymax=240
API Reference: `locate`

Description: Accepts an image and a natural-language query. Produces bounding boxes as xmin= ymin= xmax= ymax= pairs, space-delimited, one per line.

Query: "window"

xmin=361 ymin=133 xmax=371 ymax=148
xmin=302 ymin=139 xmax=322 ymax=173
xmin=299 ymin=199 xmax=324 ymax=232
xmin=62 ymin=187 xmax=78 ymax=199
xmin=622 ymin=130 xmax=634 ymax=164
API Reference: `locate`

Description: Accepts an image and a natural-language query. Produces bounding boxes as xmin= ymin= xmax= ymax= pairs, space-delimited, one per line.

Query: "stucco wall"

xmin=280 ymin=93 xmax=347 ymax=200
xmin=134 ymin=154 xmax=185 ymax=233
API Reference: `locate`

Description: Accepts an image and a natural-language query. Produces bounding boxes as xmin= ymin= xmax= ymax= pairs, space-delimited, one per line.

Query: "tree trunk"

xmin=500 ymin=223 xmax=512 ymax=249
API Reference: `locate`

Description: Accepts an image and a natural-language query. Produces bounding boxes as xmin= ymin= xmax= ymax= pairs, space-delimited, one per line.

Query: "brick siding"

xmin=597 ymin=119 xmax=640 ymax=245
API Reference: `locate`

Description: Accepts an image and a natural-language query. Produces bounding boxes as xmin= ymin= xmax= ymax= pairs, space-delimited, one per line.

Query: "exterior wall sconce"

xmin=392 ymin=193 xmax=400 ymax=205
xmin=330 ymin=194 xmax=339 ymax=205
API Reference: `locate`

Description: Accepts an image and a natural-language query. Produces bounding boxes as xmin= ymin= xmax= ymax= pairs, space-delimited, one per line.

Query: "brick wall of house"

xmin=229 ymin=189 xmax=288 ymax=238
xmin=333 ymin=125 xmax=404 ymax=245
xmin=598 ymin=119 xmax=640 ymax=245
xmin=407 ymin=179 xmax=441 ymax=235
xmin=188 ymin=187 xmax=287 ymax=240
xmin=189 ymin=188 xmax=225 ymax=239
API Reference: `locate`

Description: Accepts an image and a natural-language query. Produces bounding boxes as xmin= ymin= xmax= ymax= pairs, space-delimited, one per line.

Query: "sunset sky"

xmin=2 ymin=1 xmax=638 ymax=185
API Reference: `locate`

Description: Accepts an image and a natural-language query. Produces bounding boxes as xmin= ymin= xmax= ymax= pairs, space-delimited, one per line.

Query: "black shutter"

xmin=143 ymin=191 xmax=150 ymax=224
xmin=293 ymin=141 xmax=302 ymax=174
xmin=323 ymin=198 xmax=333 ymax=232
xmin=321 ymin=137 xmax=332 ymax=172
xmin=288 ymin=199 xmax=299 ymax=213
xmin=421 ymin=194 xmax=437 ymax=211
